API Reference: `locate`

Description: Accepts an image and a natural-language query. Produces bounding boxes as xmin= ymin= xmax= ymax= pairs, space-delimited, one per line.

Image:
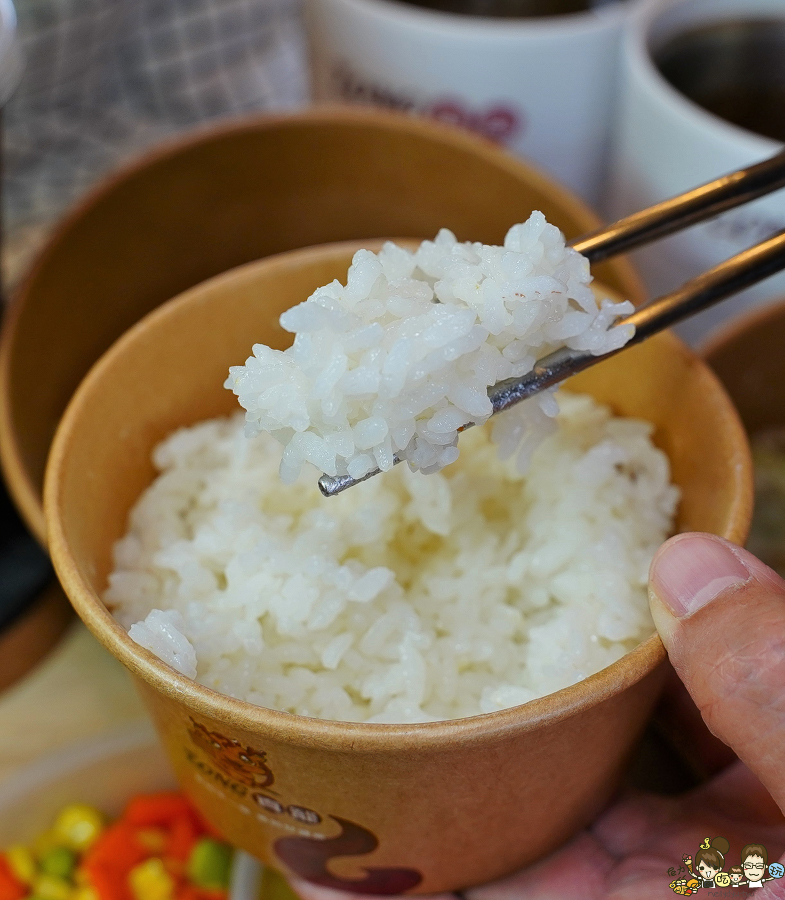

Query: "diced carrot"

xmin=136 ymin=829 xmax=167 ymax=855
xmin=83 ymin=863 xmax=132 ymax=900
xmin=127 ymin=794 xmax=225 ymax=845
xmin=0 ymin=855 xmax=25 ymax=900
xmin=164 ymin=859 xmax=186 ymax=881
xmin=83 ymin=822 xmax=148 ymax=874
xmin=189 ymin=810 xmax=223 ymax=842
xmin=124 ymin=795 xmax=195 ymax=830
xmin=174 ymin=885 xmax=199 ymax=900
xmin=164 ymin=816 xmax=199 ymax=864
xmin=82 ymin=821 xmax=149 ymax=900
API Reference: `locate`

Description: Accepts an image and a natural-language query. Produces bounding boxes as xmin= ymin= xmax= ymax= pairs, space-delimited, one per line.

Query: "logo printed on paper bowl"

xmin=188 ymin=719 xmax=274 ymax=789
xmin=330 ymin=60 xmax=524 ymax=146
xmin=666 ymin=837 xmax=783 ymax=894
xmin=185 ymin=720 xmax=424 ymax=894
xmin=275 ymin=816 xmax=422 ymax=895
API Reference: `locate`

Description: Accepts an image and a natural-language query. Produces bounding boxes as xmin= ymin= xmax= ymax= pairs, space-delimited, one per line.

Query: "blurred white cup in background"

xmin=607 ymin=0 xmax=785 ymax=346
xmin=306 ymin=0 xmax=634 ymax=206
xmin=0 ymin=0 xmax=19 ymax=108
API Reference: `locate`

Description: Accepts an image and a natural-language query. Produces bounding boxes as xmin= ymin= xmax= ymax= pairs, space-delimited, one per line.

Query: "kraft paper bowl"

xmin=0 ymin=106 xmax=644 ymax=547
xmin=703 ymin=298 xmax=785 ymax=437
xmin=44 ymin=241 xmax=750 ymax=894
xmin=704 ymin=298 xmax=785 ymax=573
xmin=0 ymin=477 xmax=71 ymax=694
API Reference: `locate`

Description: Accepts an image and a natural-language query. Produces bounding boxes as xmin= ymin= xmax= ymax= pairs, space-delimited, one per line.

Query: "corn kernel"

xmin=32 ymin=873 xmax=74 ymax=900
xmin=52 ymin=806 xmax=104 ymax=853
xmin=5 ymin=844 xmax=36 ymax=884
xmin=72 ymin=887 xmax=99 ymax=900
xmin=129 ymin=858 xmax=174 ymax=900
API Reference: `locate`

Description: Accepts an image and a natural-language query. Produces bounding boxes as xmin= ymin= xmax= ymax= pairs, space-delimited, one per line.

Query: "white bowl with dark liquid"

xmin=608 ymin=0 xmax=785 ymax=346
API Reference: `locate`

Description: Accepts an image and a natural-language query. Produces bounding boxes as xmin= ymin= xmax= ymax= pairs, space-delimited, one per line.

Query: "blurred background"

xmin=4 ymin=0 xmax=785 ymax=337
xmin=3 ymin=0 xmax=308 ymax=285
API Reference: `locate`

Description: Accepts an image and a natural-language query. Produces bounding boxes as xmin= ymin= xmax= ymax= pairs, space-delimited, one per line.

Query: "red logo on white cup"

xmin=429 ymin=100 xmax=523 ymax=144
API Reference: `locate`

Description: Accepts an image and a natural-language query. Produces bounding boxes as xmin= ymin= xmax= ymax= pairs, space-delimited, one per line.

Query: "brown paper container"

xmin=44 ymin=242 xmax=751 ymax=894
xmin=0 ymin=582 xmax=72 ymax=694
xmin=1 ymin=107 xmax=644 ymax=547
xmin=703 ymin=299 xmax=785 ymax=574
xmin=703 ymin=298 xmax=785 ymax=436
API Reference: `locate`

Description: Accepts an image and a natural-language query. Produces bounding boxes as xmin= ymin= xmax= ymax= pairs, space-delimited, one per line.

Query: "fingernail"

xmin=650 ymin=534 xmax=751 ymax=618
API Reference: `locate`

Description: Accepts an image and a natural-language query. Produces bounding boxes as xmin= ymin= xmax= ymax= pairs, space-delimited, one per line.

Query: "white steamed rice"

xmin=108 ymin=213 xmax=677 ymax=723
xmin=109 ymin=393 xmax=679 ymax=723
xmin=225 ymin=213 xmax=635 ymax=481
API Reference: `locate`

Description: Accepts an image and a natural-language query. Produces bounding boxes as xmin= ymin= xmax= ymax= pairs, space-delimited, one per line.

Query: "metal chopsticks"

xmin=318 ymin=151 xmax=785 ymax=498
xmin=571 ymin=150 xmax=785 ymax=263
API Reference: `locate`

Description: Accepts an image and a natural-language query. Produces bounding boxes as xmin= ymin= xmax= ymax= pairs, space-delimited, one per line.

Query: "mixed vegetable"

xmin=0 ymin=793 xmax=234 ymax=900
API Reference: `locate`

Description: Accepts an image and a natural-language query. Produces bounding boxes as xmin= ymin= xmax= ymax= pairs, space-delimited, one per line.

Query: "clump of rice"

xmin=109 ymin=393 xmax=679 ymax=724
xmin=225 ymin=213 xmax=635 ymax=481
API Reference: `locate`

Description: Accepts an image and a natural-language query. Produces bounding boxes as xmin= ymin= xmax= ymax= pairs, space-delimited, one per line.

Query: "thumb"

xmin=649 ymin=532 xmax=785 ymax=811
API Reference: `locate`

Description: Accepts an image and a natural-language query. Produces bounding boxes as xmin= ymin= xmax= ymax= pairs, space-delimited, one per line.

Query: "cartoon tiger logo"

xmin=188 ymin=719 xmax=274 ymax=789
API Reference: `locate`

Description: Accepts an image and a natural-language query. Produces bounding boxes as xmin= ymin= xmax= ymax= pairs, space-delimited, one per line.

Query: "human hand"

xmin=287 ymin=533 xmax=785 ymax=900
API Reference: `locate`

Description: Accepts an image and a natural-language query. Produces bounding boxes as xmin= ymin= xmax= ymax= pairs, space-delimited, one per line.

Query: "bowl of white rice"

xmin=44 ymin=235 xmax=752 ymax=894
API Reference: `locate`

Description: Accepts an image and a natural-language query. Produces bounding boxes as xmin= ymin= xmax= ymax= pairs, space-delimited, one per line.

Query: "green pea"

xmin=187 ymin=838 xmax=233 ymax=889
xmin=39 ymin=846 xmax=77 ymax=879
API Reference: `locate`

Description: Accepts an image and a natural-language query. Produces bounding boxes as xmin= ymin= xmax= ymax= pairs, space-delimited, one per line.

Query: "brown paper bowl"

xmin=703 ymin=299 xmax=785 ymax=572
xmin=0 ymin=582 xmax=72 ymax=694
xmin=0 ymin=107 xmax=644 ymax=548
xmin=703 ymin=299 xmax=785 ymax=437
xmin=44 ymin=242 xmax=750 ymax=894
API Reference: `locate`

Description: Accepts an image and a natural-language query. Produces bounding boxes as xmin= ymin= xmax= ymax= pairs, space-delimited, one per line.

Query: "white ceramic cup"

xmin=0 ymin=0 xmax=19 ymax=107
xmin=607 ymin=0 xmax=785 ymax=346
xmin=306 ymin=0 xmax=633 ymax=206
